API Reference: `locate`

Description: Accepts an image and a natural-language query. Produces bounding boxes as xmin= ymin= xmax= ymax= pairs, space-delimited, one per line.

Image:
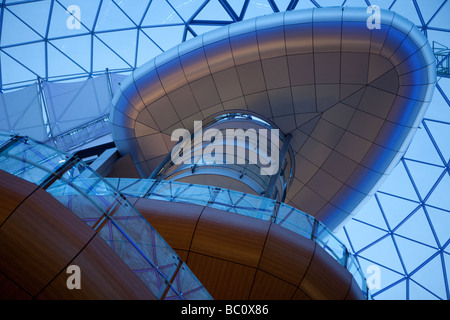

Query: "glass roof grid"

xmin=422 ymin=120 xmax=448 ymax=166
xmin=376 ymin=199 xmax=409 ymax=278
xmin=408 ymin=250 xmax=448 ymax=299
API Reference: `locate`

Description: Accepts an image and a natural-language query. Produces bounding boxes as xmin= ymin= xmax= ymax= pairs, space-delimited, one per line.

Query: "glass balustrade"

xmin=0 ymin=133 xmax=369 ymax=299
xmin=0 ymin=133 xmax=211 ymax=300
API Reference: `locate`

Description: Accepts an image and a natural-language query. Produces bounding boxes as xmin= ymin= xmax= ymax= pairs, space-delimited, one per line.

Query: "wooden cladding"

xmin=134 ymin=197 xmax=365 ymax=300
xmin=0 ymin=170 xmax=156 ymax=300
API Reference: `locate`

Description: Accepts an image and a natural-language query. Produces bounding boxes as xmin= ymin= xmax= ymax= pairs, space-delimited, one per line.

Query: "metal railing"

xmin=0 ymin=133 xmax=211 ymax=300
xmin=108 ymin=177 xmax=371 ymax=299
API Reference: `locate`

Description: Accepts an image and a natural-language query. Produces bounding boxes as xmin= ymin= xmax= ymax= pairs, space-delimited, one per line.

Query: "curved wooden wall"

xmin=132 ymin=197 xmax=364 ymax=300
xmin=0 ymin=170 xmax=156 ymax=300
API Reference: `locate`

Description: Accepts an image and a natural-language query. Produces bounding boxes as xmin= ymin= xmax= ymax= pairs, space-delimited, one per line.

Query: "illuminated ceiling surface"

xmin=0 ymin=0 xmax=449 ymax=300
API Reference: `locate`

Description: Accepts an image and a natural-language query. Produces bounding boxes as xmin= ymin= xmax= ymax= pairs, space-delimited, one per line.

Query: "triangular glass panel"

xmin=3 ymin=42 xmax=45 ymax=79
xmin=416 ymin=0 xmax=446 ymax=25
xmin=243 ymin=0 xmax=274 ymax=20
xmin=295 ymin=0 xmax=320 ymax=9
xmin=427 ymin=0 xmax=450 ymax=29
xmin=425 ymin=120 xmax=450 ymax=164
xmin=425 ymin=172 xmax=450 ymax=210
xmin=444 ymin=252 xmax=450 ymax=279
xmin=343 ymin=219 xmax=388 ymax=253
xmin=425 ymin=205 xmax=450 ymax=247
xmin=192 ymin=0 xmax=234 ymax=22
xmin=437 ymin=78 xmax=450 ymax=98
xmin=167 ymin=0 xmax=205 ymax=22
xmin=357 ymin=256 xmax=404 ymax=296
xmin=0 ymin=8 xmax=42 ymax=46
xmin=58 ymin=0 xmax=102 ymax=31
xmin=394 ymin=207 xmax=438 ymax=248
xmin=189 ymin=24 xmax=222 ymax=37
xmin=50 ymin=35 xmax=92 ymax=73
xmin=409 ymin=279 xmax=441 ymax=300
xmin=92 ymin=36 xmax=132 ymax=72
xmin=142 ymin=0 xmax=183 ymax=26
xmin=373 ymin=278 xmax=407 ymax=300
xmin=93 ymin=0 xmax=136 ymax=32
xmin=185 ymin=29 xmax=196 ymax=41
xmin=390 ymin=0 xmax=423 ymax=26
xmin=410 ymin=254 xmax=447 ymax=300
xmin=315 ymin=0 xmax=343 ymax=7
xmin=47 ymin=43 xmax=87 ymax=78
xmin=48 ymin=1 xmax=90 ymax=38
xmin=136 ymin=31 xmax=164 ymax=68
xmin=142 ymin=25 xmax=185 ymax=51
xmin=404 ymin=160 xmax=445 ymax=200
xmin=427 ymin=29 xmax=450 ymax=50
xmin=7 ymin=1 xmax=51 ymax=38
xmin=404 ymin=125 xmax=444 ymax=166
xmin=376 ymin=193 xmax=419 ymax=230
xmin=341 ymin=0 xmax=370 ymax=7
xmin=369 ymin=0 xmax=397 ymax=10
xmin=352 ymin=196 xmax=389 ymax=231
xmin=423 ymin=90 xmax=450 ymax=123
xmin=393 ymin=235 xmax=437 ymax=273
xmin=0 ymin=51 xmax=37 ymax=85
xmin=227 ymin=0 xmax=245 ymax=17
xmin=274 ymin=0 xmax=291 ymax=11
xmin=112 ymin=0 xmax=150 ymax=25
xmin=378 ymin=162 xmax=419 ymax=202
xmin=358 ymin=235 xmax=405 ymax=273
xmin=96 ymin=29 xmax=137 ymax=68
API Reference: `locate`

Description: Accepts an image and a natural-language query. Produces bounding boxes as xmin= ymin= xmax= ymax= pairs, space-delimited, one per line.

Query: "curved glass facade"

xmin=107 ymin=177 xmax=368 ymax=298
xmin=0 ymin=0 xmax=449 ymax=300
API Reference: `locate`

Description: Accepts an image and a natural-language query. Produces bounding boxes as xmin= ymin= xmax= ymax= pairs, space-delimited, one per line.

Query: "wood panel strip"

xmin=0 ymin=170 xmax=38 ymax=226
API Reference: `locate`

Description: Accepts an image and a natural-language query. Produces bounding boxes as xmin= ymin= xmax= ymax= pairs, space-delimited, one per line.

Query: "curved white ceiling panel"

xmin=110 ymin=7 xmax=436 ymax=231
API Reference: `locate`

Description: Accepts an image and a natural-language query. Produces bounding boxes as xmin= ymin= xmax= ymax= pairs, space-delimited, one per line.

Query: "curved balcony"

xmin=106 ymin=177 xmax=369 ymax=299
xmin=0 ymin=133 xmax=211 ymax=300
